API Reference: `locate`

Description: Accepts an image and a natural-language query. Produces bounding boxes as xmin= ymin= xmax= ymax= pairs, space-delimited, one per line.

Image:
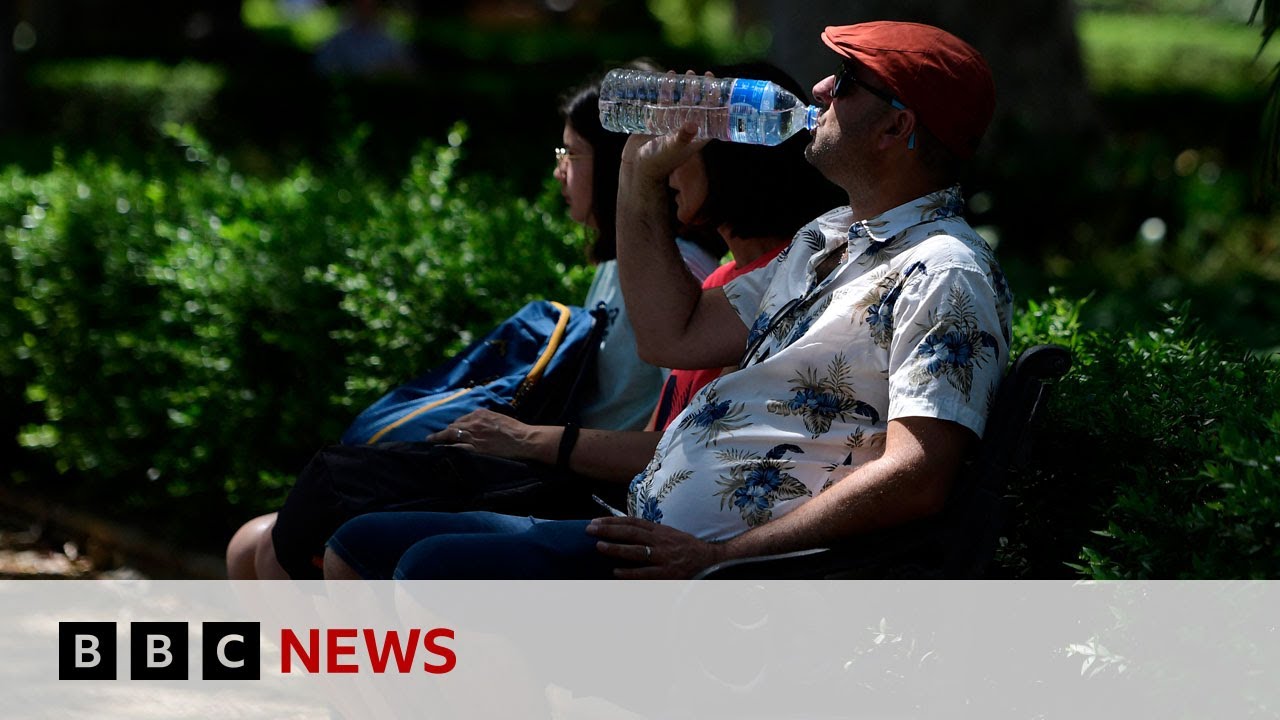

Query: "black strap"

xmin=556 ymin=423 xmax=580 ymax=471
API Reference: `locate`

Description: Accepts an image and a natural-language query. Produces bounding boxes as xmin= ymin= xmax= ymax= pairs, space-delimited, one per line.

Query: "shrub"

xmin=1005 ymin=292 xmax=1280 ymax=578
xmin=314 ymin=126 xmax=596 ymax=404
xmin=0 ymin=126 xmax=591 ymax=549
xmin=27 ymin=60 xmax=226 ymax=157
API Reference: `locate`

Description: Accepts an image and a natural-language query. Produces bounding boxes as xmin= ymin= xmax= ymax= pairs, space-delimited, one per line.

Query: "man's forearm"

xmin=716 ymin=458 xmax=941 ymax=562
xmin=716 ymin=417 xmax=970 ymax=562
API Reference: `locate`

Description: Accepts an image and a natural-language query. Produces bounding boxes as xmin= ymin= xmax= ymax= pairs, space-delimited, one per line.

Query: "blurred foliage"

xmin=8 ymin=4 xmax=712 ymax=191
xmin=26 ymin=60 xmax=226 ymax=160
xmin=1002 ymin=293 xmax=1280 ymax=578
xmin=982 ymin=11 xmax=1280 ymax=355
xmin=240 ymin=0 xmax=761 ymax=65
xmin=996 ymin=129 xmax=1280 ymax=354
xmin=1081 ymin=12 xmax=1280 ymax=97
xmin=1252 ymin=0 xmax=1280 ymax=198
xmin=1079 ymin=0 xmax=1256 ymax=18
xmin=242 ymin=0 xmax=345 ymax=49
xmin=645 ymin=0 xmax=770 ymax=61
xmin=0 ymin=126 xmax=590 ymax=550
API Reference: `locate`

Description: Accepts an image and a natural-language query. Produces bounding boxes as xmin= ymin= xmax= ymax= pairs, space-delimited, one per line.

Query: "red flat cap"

xmin=821 ymin=21 xmax=995 ymax=159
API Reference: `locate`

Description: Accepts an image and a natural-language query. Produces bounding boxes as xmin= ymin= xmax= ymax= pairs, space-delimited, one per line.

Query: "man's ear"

xmin=879 ymin=108 xmax=918 ymax=151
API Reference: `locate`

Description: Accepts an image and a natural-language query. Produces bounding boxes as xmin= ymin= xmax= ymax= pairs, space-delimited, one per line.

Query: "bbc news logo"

xmin=58 ymin=622 xmax=457 ymax=680
xmin=59 ymin=622 xmax=260 ymax=680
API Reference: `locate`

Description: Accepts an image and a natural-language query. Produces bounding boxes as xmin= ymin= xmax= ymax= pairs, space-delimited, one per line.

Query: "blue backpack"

xmin=341 ymin=301 xmax=607 ymax=445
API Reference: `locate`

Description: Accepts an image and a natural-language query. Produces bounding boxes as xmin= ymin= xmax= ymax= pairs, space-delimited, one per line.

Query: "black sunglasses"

xmin=832 ymin=63 xmax=906 ymax=110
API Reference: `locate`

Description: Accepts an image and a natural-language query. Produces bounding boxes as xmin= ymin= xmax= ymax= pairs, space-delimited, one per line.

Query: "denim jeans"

xmin=327 ymin=511 xmax=613 ymax=579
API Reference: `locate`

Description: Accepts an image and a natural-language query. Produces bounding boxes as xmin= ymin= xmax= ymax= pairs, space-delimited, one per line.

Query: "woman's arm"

xmin=428 ymin=409 xmax=659 ymax=484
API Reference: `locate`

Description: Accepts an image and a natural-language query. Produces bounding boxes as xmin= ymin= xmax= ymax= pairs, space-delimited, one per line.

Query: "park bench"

xmin=695 ymin=344 xmax=1073 ymax=579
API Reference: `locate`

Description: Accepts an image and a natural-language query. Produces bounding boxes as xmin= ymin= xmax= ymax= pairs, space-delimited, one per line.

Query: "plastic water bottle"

xmin=598 ymin=69 xmax=820 ymax=146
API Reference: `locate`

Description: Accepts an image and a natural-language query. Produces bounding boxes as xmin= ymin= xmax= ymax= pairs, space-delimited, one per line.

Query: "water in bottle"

xmin=598 ymin=69 xmax=820 ymax=146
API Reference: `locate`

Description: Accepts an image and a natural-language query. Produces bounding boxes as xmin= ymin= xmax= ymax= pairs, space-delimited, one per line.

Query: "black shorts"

xmin=270 ymin=442 xmax=604 ymax=579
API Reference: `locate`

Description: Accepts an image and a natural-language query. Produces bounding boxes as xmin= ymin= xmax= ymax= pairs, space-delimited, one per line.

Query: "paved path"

xmin=0 ymin=497 xmax=213 ymax=579
xmin=0 ymin=506 xmax=152 ymax=578
xmin=0 ymin=508 xmax=111 ymax=578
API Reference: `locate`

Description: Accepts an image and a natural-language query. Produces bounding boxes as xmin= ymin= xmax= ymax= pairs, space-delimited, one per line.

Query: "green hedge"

xmin=0 ymin=126 xmax=590 ymax=547
xmin=1006 ymin=293 xmax=1280 ymax=578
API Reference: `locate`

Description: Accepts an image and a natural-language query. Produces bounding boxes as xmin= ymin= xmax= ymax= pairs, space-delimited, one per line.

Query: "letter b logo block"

xmin=202 ymin=622 xmax=260 ymax=680
xmin=130 ymin=622 xmax=188 ymax=680
xmin=59 ymin=622 xmax=117 ymax=680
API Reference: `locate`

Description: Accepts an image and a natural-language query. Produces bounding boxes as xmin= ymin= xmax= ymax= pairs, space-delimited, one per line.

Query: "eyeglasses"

xmin=832 ymin=62 xmax=906 ymax=110
xmin=831 ymin=62 xmax=915 ymax=149
xmin=554 ymin=147 xmax=591 ymax=166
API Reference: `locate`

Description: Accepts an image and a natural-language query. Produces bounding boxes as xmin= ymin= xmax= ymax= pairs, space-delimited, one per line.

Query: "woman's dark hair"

xmin=559 ymin=60 xmax=658 ymax=263
xmin=695 ymin=61 xmax=844 ymax=241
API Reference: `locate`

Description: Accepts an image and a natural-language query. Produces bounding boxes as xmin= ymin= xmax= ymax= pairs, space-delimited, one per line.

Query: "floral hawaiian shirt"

xmin=626 ymin=185 xmax=1013 ymax=542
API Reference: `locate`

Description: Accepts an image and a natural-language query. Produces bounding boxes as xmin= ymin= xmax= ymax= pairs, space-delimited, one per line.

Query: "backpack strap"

xmin=547 ymin=302 xmax=610 ymax=425
xmin=511 ymin=301 xmax=574 ymax=409
xmin=366 ymin=387 xmax=475 ymax=444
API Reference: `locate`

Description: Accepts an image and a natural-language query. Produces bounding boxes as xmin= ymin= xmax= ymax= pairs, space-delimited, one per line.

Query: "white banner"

xmin=1 ymin=580 xmax=1276 ymax=719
